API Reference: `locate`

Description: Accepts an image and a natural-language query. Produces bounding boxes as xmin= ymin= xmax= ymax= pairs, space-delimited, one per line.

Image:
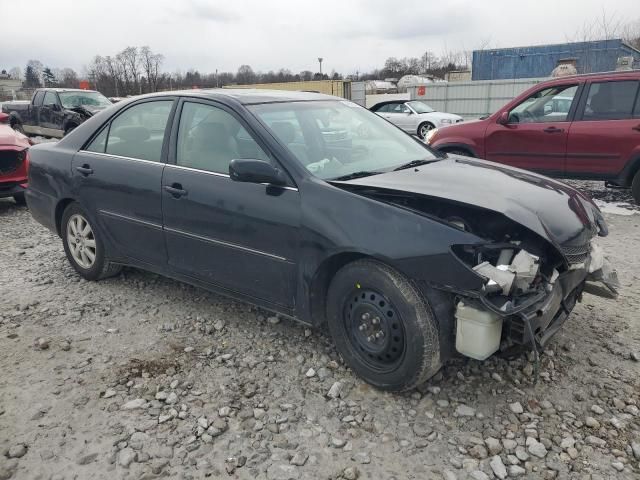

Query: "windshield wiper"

xmin=329 ymin=171 xmax=380 ymax=181
xmin=393 ymin=159 xmax=435 ymax=171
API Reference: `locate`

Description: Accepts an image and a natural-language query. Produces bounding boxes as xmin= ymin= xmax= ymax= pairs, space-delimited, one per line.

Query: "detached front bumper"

xmin=506 ymin=254 xmax=617 ymax=348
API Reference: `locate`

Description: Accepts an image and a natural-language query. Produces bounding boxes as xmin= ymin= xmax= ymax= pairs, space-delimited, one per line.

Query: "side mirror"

xmin=229 ymin=159 xmax=288 ymax=186
xmin=0 ymin=112 xmax=8 ymax=123
xmin=497 ymin=111 xmax=510 ymax=125
xmin=51 ymin=103 xmax=61 ymax=111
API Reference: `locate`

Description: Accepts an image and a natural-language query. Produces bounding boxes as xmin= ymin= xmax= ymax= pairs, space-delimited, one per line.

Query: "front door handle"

xmin=543 ymin=127 xmax=564 ymax=133
xmin=633 ymin=124 xmax=640 ymax=132
xmin=75 ymin=164 xmax=93 ymax=176
xmin=163 ymin=184 xmax=188 ymax=198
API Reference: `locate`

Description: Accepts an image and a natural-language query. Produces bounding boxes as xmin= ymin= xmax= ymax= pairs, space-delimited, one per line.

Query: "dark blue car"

xmin=25 ymin=89 xmax=617 ymax=391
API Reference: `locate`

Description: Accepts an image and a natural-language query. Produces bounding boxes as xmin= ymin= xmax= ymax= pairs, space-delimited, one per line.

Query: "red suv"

xmin=427 ymin=71 xmax=640 ymax=202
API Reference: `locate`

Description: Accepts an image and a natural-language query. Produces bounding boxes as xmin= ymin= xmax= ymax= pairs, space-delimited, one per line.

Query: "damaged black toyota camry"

xmin=26 ymin=90 xmax=618 ymax=391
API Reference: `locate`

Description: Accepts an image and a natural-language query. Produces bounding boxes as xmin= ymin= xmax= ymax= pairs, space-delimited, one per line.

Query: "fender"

xmin=432 ymin=141 xmax=480 ymax=158
xmin=615 ymin=150 xmax=640 ymax=186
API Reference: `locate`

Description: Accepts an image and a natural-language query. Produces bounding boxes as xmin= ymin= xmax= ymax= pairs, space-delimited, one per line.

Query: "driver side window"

xmin=508 ymin=85 xmax=578 ymax=124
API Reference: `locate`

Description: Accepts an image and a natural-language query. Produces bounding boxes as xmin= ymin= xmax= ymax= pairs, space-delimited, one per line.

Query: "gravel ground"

xmin=1 ymin=182 xmax=639 ymax=480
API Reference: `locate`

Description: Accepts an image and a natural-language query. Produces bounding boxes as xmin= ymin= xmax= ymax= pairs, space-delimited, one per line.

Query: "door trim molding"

xmin=164 ymin=226 xmax=291 ymax=263
xmin=98 ymin=209 xmax=163 ymax=230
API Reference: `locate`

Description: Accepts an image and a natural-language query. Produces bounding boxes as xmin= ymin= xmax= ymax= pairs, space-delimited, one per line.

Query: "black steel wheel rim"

xmin=344 ymin=289 xmax=406 ymax=373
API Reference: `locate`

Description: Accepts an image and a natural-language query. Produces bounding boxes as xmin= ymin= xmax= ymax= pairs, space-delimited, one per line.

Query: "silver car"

xmin=371 ymin=100 xmax=464 ymax=139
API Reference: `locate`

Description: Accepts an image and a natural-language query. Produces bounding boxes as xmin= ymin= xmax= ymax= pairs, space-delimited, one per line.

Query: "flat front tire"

xmin=326 ymin=259 xmax=441 ymax=391
xmin=61 ymin=203 xmax=122 ymax=281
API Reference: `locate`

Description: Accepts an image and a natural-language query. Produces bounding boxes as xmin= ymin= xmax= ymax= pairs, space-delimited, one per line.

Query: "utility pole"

xmin=318 ymin=58 xmax=323 ymax=76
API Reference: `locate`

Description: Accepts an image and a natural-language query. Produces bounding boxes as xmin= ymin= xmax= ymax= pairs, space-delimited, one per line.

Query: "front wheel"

xmin=13 ymin=192 xmax=26 ymax=205
xmin=61 ymin=203 xmax=122 ymax=281
xmin=417 ymin=122 xmax=435 ymax=139
xmin=12 ymin=122 xmax=25 ymax=135
xmin=632 ymin=171 xmax=640 ymax=204
xmin=326 ymin=259 xmax=441 ymax=391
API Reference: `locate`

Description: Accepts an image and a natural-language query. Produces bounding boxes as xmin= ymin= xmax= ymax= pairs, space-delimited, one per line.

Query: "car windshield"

xmin=407 ymin=101 xmax=435 ymax=114
xmin=250 ymin=100 xmax=437 ymax=180
xmin=59 ymin=91 xmax=112 ymax=109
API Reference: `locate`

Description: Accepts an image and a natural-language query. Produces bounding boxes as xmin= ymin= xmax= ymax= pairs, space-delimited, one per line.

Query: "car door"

xmin=72 ymin=98 xmax=176 ymax=266
xmin=161 ymin=99 xmax=300 ymax=308
xmin=566 ymin=79 xmax=640 ymax=177
xmin=40 ymin=91 xmax=64 ymax=137
xmin=484 ymin=84 xmax=580 ymax=174
xmin=23 ymin=91 xmax=45 ymax=136
xmin=383 ymin=103 xmax=414 ymax=132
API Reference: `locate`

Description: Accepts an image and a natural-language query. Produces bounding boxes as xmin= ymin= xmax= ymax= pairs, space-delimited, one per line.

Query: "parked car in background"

xmin=0 ymin=112 xmax=30 ymax=204
xmin=26 ymin=90 xmax=617 ymax=391
xmin=2 ymin=88 xmax=113 ymax=138
xmin=426 ymin=71 xmax=640 ymax=202
xmin=371 ymin=100 xmax=464 ymax=139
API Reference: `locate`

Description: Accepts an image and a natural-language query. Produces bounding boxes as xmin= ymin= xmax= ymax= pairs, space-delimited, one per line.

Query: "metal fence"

xmin=408 ymin=78 xmax=547 ymax=119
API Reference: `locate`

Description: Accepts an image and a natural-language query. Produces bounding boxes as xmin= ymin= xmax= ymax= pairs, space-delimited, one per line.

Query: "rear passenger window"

xmin=581 ymin=81 xmax=639 ymax=121
xmin=86 ymin=126 xmax=108 ymax=153
xmin=176 ymin=102 xmax=270 ymax=174
xmin=105 ymin=101 xmax=173 ymax=162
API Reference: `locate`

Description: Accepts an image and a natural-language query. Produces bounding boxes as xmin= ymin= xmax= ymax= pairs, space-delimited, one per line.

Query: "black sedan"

xmin=26 ymin=89 xmax=618 ymax=391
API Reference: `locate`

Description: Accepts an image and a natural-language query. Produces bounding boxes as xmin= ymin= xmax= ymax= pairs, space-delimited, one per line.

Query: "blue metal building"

xmin=472 ymin=39 xmax=640 ymax=80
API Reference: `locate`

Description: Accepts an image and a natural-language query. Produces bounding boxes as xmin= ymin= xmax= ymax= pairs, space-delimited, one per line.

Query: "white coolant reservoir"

xmin=455 ymin=301 xmax=503 ymax=361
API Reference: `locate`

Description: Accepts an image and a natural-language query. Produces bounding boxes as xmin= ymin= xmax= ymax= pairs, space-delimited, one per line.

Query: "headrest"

xmin=113 ymin=125 xmax=150 ymax=142
xmin=270 ymin=121 xmax=296 ymax=144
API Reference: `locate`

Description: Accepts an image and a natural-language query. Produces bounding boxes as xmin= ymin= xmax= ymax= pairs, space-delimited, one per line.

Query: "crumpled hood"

xmin=67 ymin=104 xmax=107 ymax=116
xmin=338 ymin=156 xmax=605 ymax=248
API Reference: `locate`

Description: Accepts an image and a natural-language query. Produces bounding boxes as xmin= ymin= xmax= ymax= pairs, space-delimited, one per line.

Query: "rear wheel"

xmin=61 ymin=203 xmax=122 ymax=281
xmin=64 ymin=124 xmax=78 ymax=136
xmin=417 ymin=122 xmax=435 ymax=139
xmin=632 ymin=171 xmax=640 ymax=204
xmin=326 ymin=259 xmax=441 ymax=391
xmin=13 ymin=192 xmax=26 ymax=205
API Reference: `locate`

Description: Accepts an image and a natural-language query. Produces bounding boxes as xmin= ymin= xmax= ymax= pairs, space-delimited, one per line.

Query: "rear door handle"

xmin=543 ymin=127 xmax=564 ymax=133
xmin=163 ymin=184 xmax=188 ymax=198
xmin=75 ymin=164 xmax=93 ymax=176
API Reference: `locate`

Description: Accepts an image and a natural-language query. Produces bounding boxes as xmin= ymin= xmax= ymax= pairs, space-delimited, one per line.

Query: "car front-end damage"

xmin=333 ymin=158 xmax=619 ymax=364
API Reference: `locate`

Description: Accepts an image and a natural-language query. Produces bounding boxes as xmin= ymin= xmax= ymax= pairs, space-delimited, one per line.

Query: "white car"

xmin=371 ymin=100 xmax=464 ymax=139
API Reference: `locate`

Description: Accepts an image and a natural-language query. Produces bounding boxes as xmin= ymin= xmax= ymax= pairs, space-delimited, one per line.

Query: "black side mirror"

xmin=229 ymin=159 xmax=287 ymax=186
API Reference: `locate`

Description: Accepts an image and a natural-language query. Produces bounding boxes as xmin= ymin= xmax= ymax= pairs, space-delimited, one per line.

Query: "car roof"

xmin=38 ymin=88 xmax=99 ymax=93
xmin=540 ymin=70 xmax=640 ymax=85
xmin=371 ymin=100 xmax=409 ymax=109
xmin=137 ymin=88 xmax=340 ymax=105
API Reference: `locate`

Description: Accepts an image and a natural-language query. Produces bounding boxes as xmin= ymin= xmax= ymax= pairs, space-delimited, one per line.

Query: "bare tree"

xmin=140 ymin=46 xmax=164 ymax=92
xmin=121 ymin=47 xmax=142 ymax=94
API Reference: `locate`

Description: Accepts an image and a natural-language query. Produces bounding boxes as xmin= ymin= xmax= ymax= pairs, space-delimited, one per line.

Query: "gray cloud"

xmin=0 ymin=0 xmax=638 ymax=76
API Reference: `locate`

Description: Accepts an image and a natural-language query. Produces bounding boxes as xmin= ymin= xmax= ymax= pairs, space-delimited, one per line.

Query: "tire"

xmin=13 ymin=192 xmax=26 ymax=205
xmin=12 ymin=122 xmax=25 ymax=135
xmin=326 ymin=259 xmax=441 ymax=391
xmin=632 ymin=171 xmax=640 ymax=204
xmin=61 ymin=202 xmax=122 ymax=281
xmin=64 ymin=124 xmax=78 ymax=136
xmin=417 ymin=122 xmax=435 ymax=139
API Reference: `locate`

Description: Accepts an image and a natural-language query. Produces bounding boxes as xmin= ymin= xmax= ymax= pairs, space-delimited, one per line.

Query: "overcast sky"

xmin=2 ymin=0 xmax=639 ymax=76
